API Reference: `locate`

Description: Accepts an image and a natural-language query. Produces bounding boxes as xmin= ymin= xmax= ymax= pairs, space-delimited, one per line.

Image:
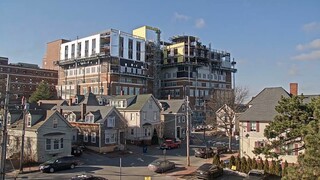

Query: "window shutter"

xmin=295 ymin=144 xmax=299 ymax=155
xmin=247 ymin=121 xmax=250 ymax=132
xmin=256 ymin=121 xmax=260 ymax=132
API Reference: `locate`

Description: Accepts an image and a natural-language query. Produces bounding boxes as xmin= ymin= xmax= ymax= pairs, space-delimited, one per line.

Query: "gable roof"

xmin=9 ymin=110 xmax=72 ymax=131
xmin=239 ymin=87 xmax=290 ymax=122
xmin=159 ymin=99 xmax=185 ymax=114
xmin=126 ymin=94 xmax=161 ymax=111
xmin=79 ymin=92 xmax=100 ymax=106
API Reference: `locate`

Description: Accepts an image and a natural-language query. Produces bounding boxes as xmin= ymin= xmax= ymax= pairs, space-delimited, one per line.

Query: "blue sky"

xmin=1 ymin=0 xmax=320 ymax=99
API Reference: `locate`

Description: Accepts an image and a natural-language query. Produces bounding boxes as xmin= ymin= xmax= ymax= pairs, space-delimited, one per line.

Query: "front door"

xmin=176 ymin=127 xmax=181 ymax=139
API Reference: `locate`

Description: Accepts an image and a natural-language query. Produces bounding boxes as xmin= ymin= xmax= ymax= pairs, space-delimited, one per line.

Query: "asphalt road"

xmin=5 ymin=132 xmax=241 ymax=180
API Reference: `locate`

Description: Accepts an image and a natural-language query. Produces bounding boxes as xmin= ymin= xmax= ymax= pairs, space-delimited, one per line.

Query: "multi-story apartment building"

xmin=160 ymin=36 xmax=237 ymax=123
xmin=43 ymin=26 xmax=161 ymax=100
xmin=0 ymin=57 xmax=58 ymax=104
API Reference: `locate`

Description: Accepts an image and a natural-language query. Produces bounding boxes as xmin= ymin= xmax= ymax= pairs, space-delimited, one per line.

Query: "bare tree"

xmin=206 ymin=86 xmax=249 ymax=151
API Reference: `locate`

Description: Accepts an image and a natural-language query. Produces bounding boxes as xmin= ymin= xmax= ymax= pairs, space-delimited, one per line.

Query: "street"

xmin=5 ymin=132 xmax=243 ymax=180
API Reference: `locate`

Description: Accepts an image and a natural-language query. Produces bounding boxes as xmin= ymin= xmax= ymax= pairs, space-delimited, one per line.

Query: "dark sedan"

xmin=39 ymin=155 xmax=80 ymax=173
xmin=148 ymin=159 xmax=175 ymax=173
xmin=194 ymin=147 xmax=215 ymax=159
xmin=196 ymin=163 xmax=223 ymax=179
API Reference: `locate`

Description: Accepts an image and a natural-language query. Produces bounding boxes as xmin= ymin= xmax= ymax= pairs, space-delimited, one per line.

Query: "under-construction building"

xmin=43 ymin=26 xmax=161 ymax=100
xmin=160 ymin=36 xmax=237 ymax=123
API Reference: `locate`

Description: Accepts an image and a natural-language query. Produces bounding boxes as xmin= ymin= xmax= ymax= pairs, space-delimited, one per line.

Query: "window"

xmin=46 ymin=139 xmax=51 ymax=150
xmin=54 ymin=139 xmax=59 ymax=149
xmin=91 ymin=132 xmax=96 ymax=143
xmin=85 ymin=40 xmax=89 ymax=57
xmin=142 ymin=112 xmax=146 ymax=121
xmin=177 ymin=116 xmax=181 ymax=123
xmin=84 ymin=132 xmax=88 ymax=142
xmin=26 ymin=114 xmax=32 ymax=127
xmin=182 ymin=105 xmax=185 ymax=112
xmin=136 ymin=41 xmax=141 ymax=60
xmin=128 ymin=39 xmax=133 ymax=59
xmin=60 ymin=138 xmax=64 ymax=149
xmin=105 ymin=130 xmax=116 ymax=144
xmin=68 ymin=113 xmax=76 ymax=122
xmin=153 ymin=111 xmax=157 ymax=121
xmin=250 ymin=122 xmax=257 ymax=131
xmin=64 ymin=46 xmax=69 ymax=59
xmin=107 ymin=116 xmax=115 ymax=127
xmin=85 ymin=114 xmax=94 ymax=123
xmin=131 ymin=113 xmax=135 ymax=121
xmin=119 ymin=37 xmax=124 ymax=57
xmin=131 ymin=129 xmax=134 ymax=135
xmin=144 ymin=128 xmax=151 ymax=136
xmin=53 ymin=118 xmax=58 ymax=128
xmin=71 ymin=44 xmax=75 ymax=58
xmin=77 ymin=42 xmax=81 ymax=57
xmin=92 ymin=38 xmax=96 ymax=54
xmin=182 ymin=116 xmax=185 ymax=123
xmin=7 ymin=114 xmax=11 ymax=125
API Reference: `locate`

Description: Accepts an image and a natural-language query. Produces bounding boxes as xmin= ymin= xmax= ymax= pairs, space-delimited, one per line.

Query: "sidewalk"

xmin=6 ymin=166 xmax=39 ymax=179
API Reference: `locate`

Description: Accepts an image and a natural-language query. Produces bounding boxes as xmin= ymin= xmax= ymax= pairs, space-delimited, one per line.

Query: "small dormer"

xmin=7 ymin=113 xmax=11 ymax=125
xmin=26 ymin=113 xmax=32 ymax=127
xmin=98 ymin=99 xmax=103 ymax=105
xmin=75 ymin=97 xmax=79 ymax=104
xmin=85 ymin=113 xmax=94 ymax=123
xmin=67 ymin=112 xmax=76 ymax=122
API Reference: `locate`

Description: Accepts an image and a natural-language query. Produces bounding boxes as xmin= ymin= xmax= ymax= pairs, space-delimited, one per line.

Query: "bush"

xmin=246 ymin=157 xmax=252 ymax=173
xmin=257 ymin=158 xmax=264 ymax=170
xmin=229 ymin=155 xmax=236 ymax=169
xmin=235 ymin=156 xmax=241 ymax=171
xmin=240 ymin=157 xmax=247 ymax=173
xmin=275 ymin=161 xmax=282 ymax=176
xmin=282 ymin=160 xmax=288 ymax=177
xmin=252 ymin=158 xmax=258 ymax=169
xmin=220 ymin=160 xmax=226 ymax=168
xmin=269 ymin=160 xmax=277 ymax=175
xmin=212 ymin=154 xmax=221 ymax=166
xmin=264 ymin=159 xmax=269 ymax=173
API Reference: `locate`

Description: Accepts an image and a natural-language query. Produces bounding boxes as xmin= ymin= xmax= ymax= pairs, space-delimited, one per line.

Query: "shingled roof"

xmin=239 ymin=87 xmax=290 ymax=122
xmin=159 ymin=99 xmax=185 ymax=114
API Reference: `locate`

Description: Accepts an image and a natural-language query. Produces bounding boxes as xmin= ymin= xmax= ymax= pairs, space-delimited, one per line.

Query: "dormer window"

xmin=182 ymin=105 xmax=185 ymax=112
xmin=99 ymin=99 xmax=103 ymax=105
xmin=53 ymin=118 xmax=58 ymax=128
xmin=7 ymin=114 xmax=11 ymax=125
xmin=26 ymin=113 xmax=32 ymax=127
xmin=75 ymin=98 xmax=78 ymax=104
xmin=68 ymin=113 xmax=76 ymax=122
xmin=85 ymin=114 xmax=94 ymax=123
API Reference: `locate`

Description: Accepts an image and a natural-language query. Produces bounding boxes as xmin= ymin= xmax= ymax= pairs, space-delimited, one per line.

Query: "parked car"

xmin=39 ymin=155 xmax=80 ymax=173
xmin=194 ymin=147 xmax=215 ymax=159
xmin=212 ymin=142 xmax=228 ymax=154
xmin=71 ymin=174 xmax=107 ymax=180
xmin=243 ymin=169 xmax=269 ymax=180
xmin=160 ymin=139 xmax=181 ymax=150
xmin=196 ymin=163 xmax=223 ymax=179
xmin=148 ymin=159 xmax=175 ymax=173
xmin=71 ymin=145 xmax=83 ymax=157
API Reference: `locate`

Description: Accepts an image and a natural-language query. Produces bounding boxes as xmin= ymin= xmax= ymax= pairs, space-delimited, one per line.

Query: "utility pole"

xmin=19 ymin=97 xmax=29 ymax=173
xmin=0 ymin=74 xmax=10 ymax=180
xmin=186 ymin=96 xmax=190 ymax=166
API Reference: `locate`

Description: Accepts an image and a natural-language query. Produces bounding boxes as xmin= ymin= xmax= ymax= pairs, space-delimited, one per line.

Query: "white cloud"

xmin=195 ymin=18 xmax=205 ymax=29
xmin=288 ymin=64 xmax=299 ymax=76
xmin=292 ymin=50 xmax=320 ymax=61
xmin=302 ymin=22 xmax=320 ymax=32
xmin=296 ymin=39 xmax=320 ymax=51
xmin=173 ymin=12 xmax=189 ymax=21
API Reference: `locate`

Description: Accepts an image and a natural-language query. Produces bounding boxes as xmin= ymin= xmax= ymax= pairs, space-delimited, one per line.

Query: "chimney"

xmin=168 ymin=94 xmax=171 ymax=100
xmin=81 ymin=103 xmax=87 ymax=120
xmin=290 ymin=83 xmax=298 ymax=96
xmin=69 ymin=98 xmax=72 ymax=106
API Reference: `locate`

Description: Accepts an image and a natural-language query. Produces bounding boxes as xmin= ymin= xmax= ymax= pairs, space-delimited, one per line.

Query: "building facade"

xmin=160 ymin=36 xmax=237 ymax=123
xmin=43 ymin=26 xmax=161 ymax=100
xmin=0 ymin=57 xmax=58 ymax=105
